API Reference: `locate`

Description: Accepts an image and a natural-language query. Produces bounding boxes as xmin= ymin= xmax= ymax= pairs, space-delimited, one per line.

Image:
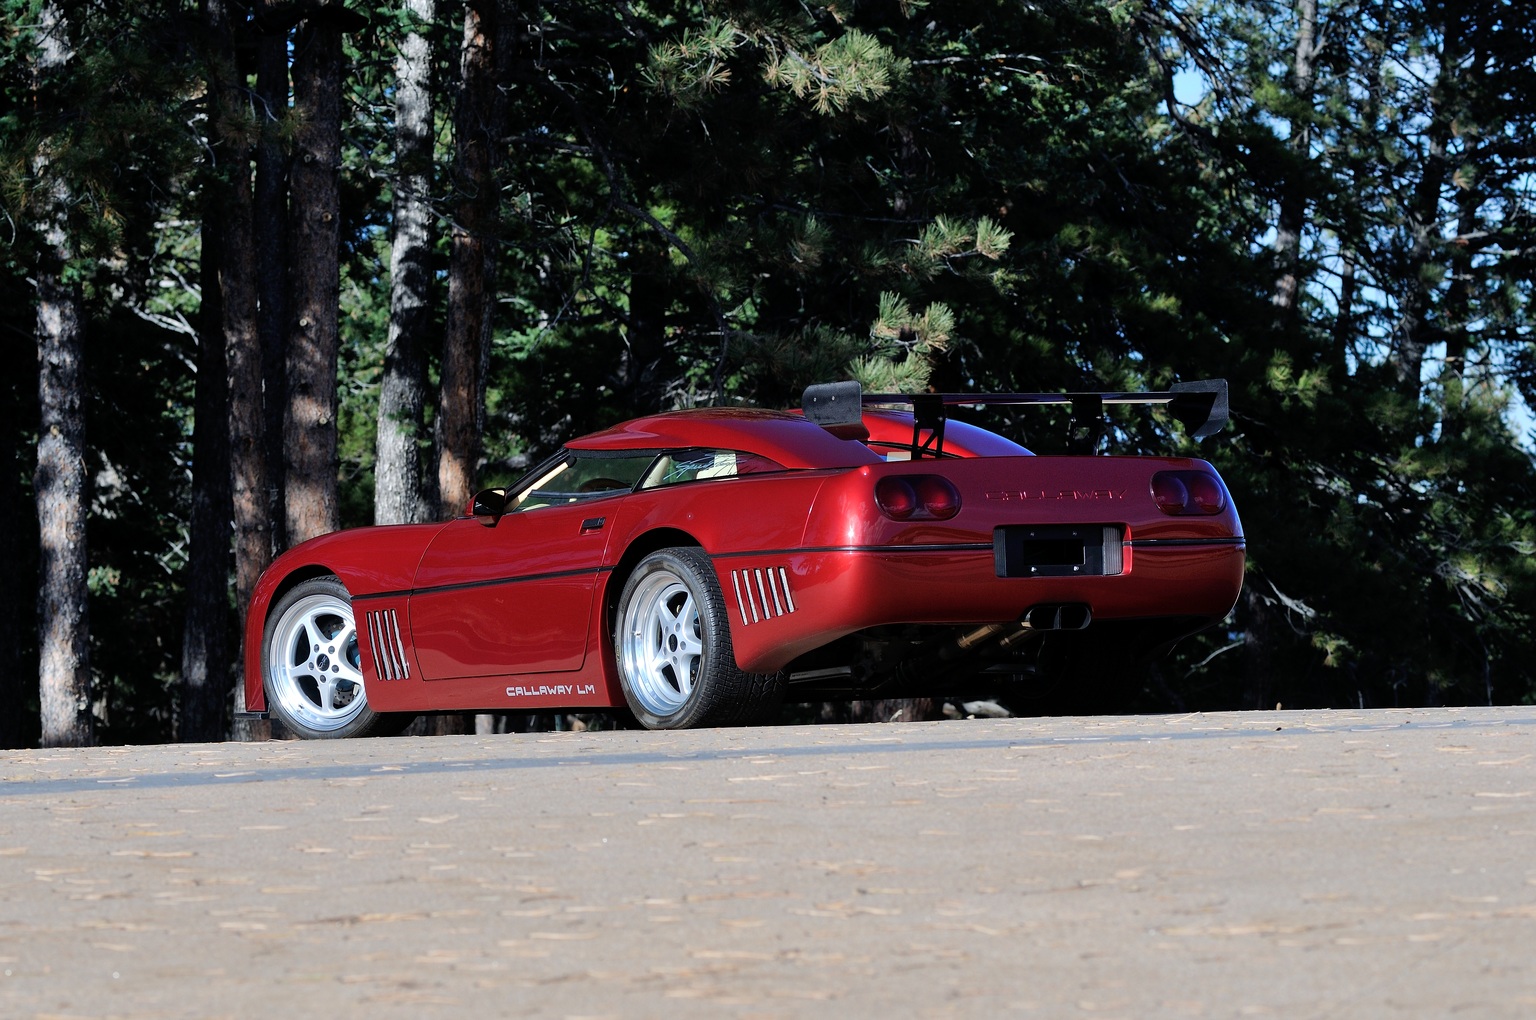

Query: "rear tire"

xmin=261 ymin=576 xmax=412 ymax=739
xmin=614 ymin=547 xmax=782 ymax=729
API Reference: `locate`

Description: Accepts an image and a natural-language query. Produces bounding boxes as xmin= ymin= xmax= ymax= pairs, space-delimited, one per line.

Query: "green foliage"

xmin=5 ymin=0 xmax=1536 ymax=745
xmin=760 ymin=28 xmax=900 ymax=114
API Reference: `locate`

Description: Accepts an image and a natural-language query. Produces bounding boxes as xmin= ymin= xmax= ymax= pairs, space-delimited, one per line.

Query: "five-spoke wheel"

xmin=615 ymin=547 xmax=782 ymax=729
xmin=261 ymin=576 xmax=406 ymax=739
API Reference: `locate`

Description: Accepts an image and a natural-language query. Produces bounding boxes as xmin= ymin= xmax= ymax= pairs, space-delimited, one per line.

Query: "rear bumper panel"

xmin=721 ymin=539 xmax=1245 ymax=673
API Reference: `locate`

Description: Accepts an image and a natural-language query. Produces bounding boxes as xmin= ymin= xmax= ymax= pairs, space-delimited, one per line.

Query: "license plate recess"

xmin=993 ymin=524 xmax=1123 ymax=578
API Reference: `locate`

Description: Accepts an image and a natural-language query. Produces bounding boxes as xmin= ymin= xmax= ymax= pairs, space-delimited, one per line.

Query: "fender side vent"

xmin=732 ymin=567 xmax=796 ymax=626
xmin=365 ymin=609 xmax=411 ymax=681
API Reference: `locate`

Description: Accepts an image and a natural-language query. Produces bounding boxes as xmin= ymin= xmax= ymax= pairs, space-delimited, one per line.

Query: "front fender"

xmin=241 ymin=522 xmax=448 ymax=713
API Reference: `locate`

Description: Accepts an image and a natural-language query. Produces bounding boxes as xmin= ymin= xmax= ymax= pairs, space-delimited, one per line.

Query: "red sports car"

xmin=243 ymin=381 xmax=1244 ymax=737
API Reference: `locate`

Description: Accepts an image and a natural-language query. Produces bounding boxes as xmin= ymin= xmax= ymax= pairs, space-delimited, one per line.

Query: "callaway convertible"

xmin=243 ymin=381 xmax=1245 ymax=737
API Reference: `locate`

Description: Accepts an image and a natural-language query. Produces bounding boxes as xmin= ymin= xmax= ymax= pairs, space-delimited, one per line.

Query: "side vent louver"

xmin=365 ymin=609 xmax=410 ymax=681
xmin=731 ymin=567 xmax=796 ymax=626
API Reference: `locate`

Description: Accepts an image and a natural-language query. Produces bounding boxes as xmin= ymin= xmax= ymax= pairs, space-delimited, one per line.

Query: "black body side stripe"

xmin=353 ymin=564 xmax=613 ymax=603
xmin=1128 ymin=537 xmax=1246 ymax=548
xmin=711 ymin=543 xmax=994 ymax=560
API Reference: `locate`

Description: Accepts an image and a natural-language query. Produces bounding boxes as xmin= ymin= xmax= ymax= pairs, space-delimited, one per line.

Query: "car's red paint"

xmin=569 ymin=406 xmax=883 ymax=468
xmin=244 ymin=400 xmax=1244 ymax=725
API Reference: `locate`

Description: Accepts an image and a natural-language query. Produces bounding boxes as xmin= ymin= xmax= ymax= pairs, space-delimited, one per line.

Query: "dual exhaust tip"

xmin=1021 ymin=603 xmax=1092 ymax=631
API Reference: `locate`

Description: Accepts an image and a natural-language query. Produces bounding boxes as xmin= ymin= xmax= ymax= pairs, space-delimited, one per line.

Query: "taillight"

xmin=876 ymin=475 xmax=961 ymax=521
xmin=1151 ymin=470 xmax=1226 ymax=515
xmin=1151 ymin=472 xmax=1189 ymax=513
xmin=875 ymin=477 xmax=919 ymax=519
xmin=914 ymin=476 xmax=961 ymax=519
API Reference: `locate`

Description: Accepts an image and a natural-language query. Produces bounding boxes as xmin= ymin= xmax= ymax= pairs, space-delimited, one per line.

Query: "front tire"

xmin=261 ymin=576 xmax=410 ymax=739
xmin=615 ymin=547 xmax=782 ymax=729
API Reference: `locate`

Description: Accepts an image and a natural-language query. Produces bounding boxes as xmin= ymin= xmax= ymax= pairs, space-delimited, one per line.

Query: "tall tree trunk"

xmin=34 ymin=271 xmax=91 ymax=748
xmin=32 ymin=1 xmax=92 ymax=748
xmin=181 ymin=208 xmax=234 ymax=742
xmin=1394 ymin=11 xmax=1462 ymax=401
xmin=437 ymin=0 xmax=507 ymax=520
xmin=1270 ymin=0 xmax=1318 ymax=326
xmin=181 ymin=0 xmax=247 ymax=744
xmin=254 ymin=4 xmax=289 ymax=555
xmin=284 ymin=12 xmax=345 ymax=545
xmin=376 ymin=0 xmax=437 ymax=526
xmin=618 ymin=244 xmax=668 ymax=412
xmin=231 ymin=5 xmax=287 ymax=740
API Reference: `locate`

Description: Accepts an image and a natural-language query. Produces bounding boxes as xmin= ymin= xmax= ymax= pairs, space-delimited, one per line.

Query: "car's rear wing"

xmin=802 ymin=378 xmax=1228 ymax=458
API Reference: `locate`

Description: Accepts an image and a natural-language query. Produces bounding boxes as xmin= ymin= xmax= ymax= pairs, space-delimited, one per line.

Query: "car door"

xmin=407 ymin=451 xmax=657 ymax=680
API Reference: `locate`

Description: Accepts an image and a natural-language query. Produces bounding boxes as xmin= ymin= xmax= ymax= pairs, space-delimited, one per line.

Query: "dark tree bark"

xmin=32 ymin=2 xmax=92 ymax=748
xmin=181 ymin=0 xmax=248 ymax=743
xmin=376 ymin=0 xmax=437 ymax=526
xmin=616 ymin=244 xmax=668 ymax=412
xmin=283 ymin=12 xmax=345 ymax=545
xmin=181 ymin=211 xmax=234 ymax=742
xmin=254 ymin=3 xmax=290 ymax=555
xmin=230 ymin=7 xmax=290 ymax=741
xmin=437 ymin=0 xmax=509 ymax=520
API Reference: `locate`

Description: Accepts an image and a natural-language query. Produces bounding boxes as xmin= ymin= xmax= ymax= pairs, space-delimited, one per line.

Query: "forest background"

xmin=2 ymin=0 xmax=1533 ymax=748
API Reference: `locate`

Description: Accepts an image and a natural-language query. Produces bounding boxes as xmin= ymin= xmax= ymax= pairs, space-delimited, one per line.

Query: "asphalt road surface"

xmin=3 ymin=707 xmax=1535 ymax=1019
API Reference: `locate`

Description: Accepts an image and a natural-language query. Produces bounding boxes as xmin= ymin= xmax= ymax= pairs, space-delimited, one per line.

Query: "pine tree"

xmin=375 ymin=0 xmax=438 ymax=526
xmin=29 ymin=2 xmax=94 ymax=747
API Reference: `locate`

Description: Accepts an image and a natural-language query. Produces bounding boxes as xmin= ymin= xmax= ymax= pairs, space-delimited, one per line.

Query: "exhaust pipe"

xmin=1021 ymin=603 xmax=1092 ymax=631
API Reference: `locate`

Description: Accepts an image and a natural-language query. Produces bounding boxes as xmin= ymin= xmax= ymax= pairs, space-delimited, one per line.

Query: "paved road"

xmin=3 ymin=708 xmax=1535 ymax=1018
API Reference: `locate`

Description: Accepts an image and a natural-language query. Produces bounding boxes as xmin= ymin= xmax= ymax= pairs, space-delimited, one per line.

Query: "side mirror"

xmin=471 ymin=487 xmax=509 ymax=527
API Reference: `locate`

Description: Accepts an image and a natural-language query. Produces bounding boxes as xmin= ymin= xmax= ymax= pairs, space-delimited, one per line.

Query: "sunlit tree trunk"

xmin=376 ymin=0 xmax=437 ymax=526
xmin=32 ymin=2 xmax=92 ymax=748
xmin=437 ymin=0 xmax=507 ymax=520
xmin=34 ymin=270 xmax=90 ymax=748
xmin=284 ymin=11 xmax=346 ymax=545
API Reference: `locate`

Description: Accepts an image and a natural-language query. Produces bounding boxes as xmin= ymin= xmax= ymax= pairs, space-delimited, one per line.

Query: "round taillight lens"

xmin=1186 ymin=473 xmax=1226 ymax=514
xmin=914 ymin=476 xmax=961 ymax=520
xmin=875 ymin=476 xmax=919 ymax=520
xmin=1151 ymin=472 xmax=1189 ymax=513
xmin=1152 ymin=470 xmax=1227 ymax=515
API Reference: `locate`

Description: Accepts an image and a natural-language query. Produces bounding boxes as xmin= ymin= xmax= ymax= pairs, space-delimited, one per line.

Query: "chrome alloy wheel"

xmin=618 ymin=568 xmax=704 ymax=717
xmin=265 ymin=588 xmax=369 ymax=733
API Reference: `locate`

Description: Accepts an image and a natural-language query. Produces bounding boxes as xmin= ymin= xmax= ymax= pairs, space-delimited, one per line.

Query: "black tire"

xmin=614 ymin=547 xmax=783 ymax=729
xmin=261 ymin=576 xmax=413 ymax=739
